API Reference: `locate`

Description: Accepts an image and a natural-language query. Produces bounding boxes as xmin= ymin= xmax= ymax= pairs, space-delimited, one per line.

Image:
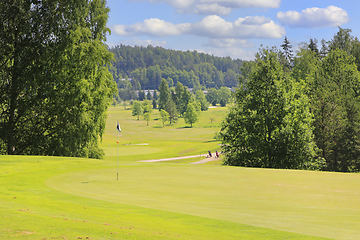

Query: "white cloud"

xmin=113 ymin=15 xmax=285 ymax=39
xmin=277 ymin=5 xmax=349 ymax=28
xmin=206 ymin=39 xmax=254 ymax=48
xmin=192 ymin=3 xmax=232 ymax=15
xmin=190 ymin=15 xmax=284 ymax=39
xmin=242 ymin=16 xmax=271 ymax=25
xmin=129 ymin=0 xmax=280 ymax=15
xmin=199 ymin=0 xmax=280 ymax=9
xmin=113 ymin=18 xmax=190 ymax=37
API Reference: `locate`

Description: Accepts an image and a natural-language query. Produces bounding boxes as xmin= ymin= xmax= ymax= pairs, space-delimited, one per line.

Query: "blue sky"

xmin=105 ymin=0 xmax=360 ymax=60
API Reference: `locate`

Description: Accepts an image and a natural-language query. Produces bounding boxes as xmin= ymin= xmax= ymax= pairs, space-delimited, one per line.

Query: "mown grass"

xmin=1 ymin=156 xmax=328 ymax=240
xmin=1 ymin=106 xmax=358 ymax=239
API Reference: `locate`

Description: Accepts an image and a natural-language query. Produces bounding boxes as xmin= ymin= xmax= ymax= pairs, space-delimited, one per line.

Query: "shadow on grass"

xmin=177 ymin=126 xmax=193 ymax=129
xmin=203 ymin=125 xmax=220 ymax=128
xmin=203 ymin=139 xmax=220 ymax=143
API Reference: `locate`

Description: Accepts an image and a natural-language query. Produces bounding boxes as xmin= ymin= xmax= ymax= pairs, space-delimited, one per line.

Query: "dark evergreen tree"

xmin=158 ymin=78 xmax=170 ymax=111
xmin=280 ymin=36 xmax=293 ymax=71
xmin=146 ymin=90 xmax=153 ymax=100
xmin=308 ymin=38 xmax=319 ymax=56
xmin=138 ymin=90 xmax=146 ymax=101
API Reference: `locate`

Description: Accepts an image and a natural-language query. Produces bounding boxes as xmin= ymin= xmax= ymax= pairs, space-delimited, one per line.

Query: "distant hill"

xmin=108 ymin=45 xmax=243 ymax=90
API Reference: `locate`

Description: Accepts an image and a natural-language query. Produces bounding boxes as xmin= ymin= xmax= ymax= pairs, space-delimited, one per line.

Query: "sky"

xmin=105 ymin=0 xmax=360 ymax=61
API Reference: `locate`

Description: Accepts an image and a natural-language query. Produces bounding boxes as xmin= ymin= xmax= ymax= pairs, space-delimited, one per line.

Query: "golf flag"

xmin=117 ymin=122 xmax=121 ymax=133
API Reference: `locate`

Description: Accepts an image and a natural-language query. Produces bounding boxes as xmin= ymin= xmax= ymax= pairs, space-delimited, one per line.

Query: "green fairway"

xmin=1 ymin=106 xmax=359 ymax=239
xmin=46 ymin=163 xmax=360 ymax=240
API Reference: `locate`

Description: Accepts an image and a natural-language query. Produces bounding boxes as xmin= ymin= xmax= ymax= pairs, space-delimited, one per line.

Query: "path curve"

xmin=190 ymin=157 xmax=218 ymax=164
xmin=139 ymin=155 xmax=204 ymax=163
xmin=139 ymin=155 xmax=220 ymax=164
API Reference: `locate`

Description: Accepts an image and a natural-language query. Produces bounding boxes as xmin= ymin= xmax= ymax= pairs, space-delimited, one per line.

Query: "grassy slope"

xmin=1 ymin=106 xmax=357 ymax=239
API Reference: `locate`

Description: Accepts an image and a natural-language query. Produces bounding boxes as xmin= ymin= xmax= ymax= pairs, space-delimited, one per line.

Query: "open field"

xmin=1 ymin=106 xmax=360 ymax=239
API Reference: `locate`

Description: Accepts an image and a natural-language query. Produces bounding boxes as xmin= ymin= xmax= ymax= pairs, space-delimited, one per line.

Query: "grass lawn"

xmin=1 ymin=106 xmax=359 ymax=239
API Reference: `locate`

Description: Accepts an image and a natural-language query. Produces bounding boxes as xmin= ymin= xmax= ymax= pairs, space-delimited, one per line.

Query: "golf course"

xmin=1 ymin=106 xmax=360 ymax=239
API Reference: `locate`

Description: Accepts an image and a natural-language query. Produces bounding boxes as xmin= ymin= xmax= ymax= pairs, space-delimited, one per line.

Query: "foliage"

xmin=218 ymin=87 xmax=232 ymax=107
xmin=158 ymin=78 xmax=170 ymax=111
xmin=159 ymin=109 xmax=169 ymax=127
xmin=0 ymin=0 xmax=116 ymax=158
xmin=195 ymin=90 xmax=209 ymax=111
xmin=152 ymin=99 xmax=157 ymax=109
xmin=280 ymin=36 xmax=294 ymax=71
xmin=138 ymin=90 xmax=146 ymax=101
xmin=144 ymin=112 xmax=151 ymax=126
xmin=184 ymin=102 xmax=199 ymax=127
xmin=142 ymin=99 xmax=153 ymax=114
xmin=206 ymin=88 xmax=219 ymax=106
xmin=206 ymin=87 xmax=232 ymax=107
xmin=132 ymin=100 xmax=142 ymax=120
xmin=219 ymin=49 xmax=318 ymax=169
xmin=165 ymin=98 xmax=178 ymax=125
xmin=109 ymin=45 xmax=243 ymax=90
xmin=310 ymin=49 xmax=360 ymax=171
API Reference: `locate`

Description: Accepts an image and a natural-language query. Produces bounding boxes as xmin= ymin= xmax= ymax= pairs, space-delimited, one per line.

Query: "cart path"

xmin=139 ymin=155 xmax=219 ymax=164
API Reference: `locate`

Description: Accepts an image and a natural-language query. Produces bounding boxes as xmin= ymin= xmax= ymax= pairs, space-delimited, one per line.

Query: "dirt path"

xmin=139 ymin=155 xmax=219 ymax=164
xmin=139 ymin=155 xmax=204 ymax=163
xmin=190 ymin=157 xmax=218 ymax=164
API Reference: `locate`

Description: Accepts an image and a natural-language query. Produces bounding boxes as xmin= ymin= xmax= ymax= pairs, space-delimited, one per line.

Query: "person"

xmin=208 ymin=150 xmax=212 ymax=158
xmin=216 ymin=151 xmax=219 ymax=158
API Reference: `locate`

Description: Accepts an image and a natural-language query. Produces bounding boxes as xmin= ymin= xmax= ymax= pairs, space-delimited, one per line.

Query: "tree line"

xmin=108 ymin=45 xmax=242 ymax=101
xmin=131 ymin=79 xmax=213 ymax=128
xmin=219 ymin=28 xmax=360 ymax=172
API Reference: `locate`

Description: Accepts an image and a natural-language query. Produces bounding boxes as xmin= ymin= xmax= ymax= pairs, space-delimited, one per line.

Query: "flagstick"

xmin=117 ymin=133 xmax=119 ymax=181
xmin=116 ymin=121 xmax=121 ymax=181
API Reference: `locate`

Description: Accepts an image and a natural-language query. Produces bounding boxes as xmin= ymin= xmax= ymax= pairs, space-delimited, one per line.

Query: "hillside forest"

xmin=108 ymin=45 xmax=242 ymax=100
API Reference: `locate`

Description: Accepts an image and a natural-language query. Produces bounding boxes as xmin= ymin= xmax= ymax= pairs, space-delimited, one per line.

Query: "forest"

xmin=220 ymin=28 xmax=360 ymax=172
xmin=108 ymin=45 xmax=242 ymax=100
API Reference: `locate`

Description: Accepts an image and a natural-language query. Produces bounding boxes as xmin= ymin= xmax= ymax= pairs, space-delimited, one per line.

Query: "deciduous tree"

xmin=0 ymin=0 xmax=116 ymax=158
xmin=184 ymin=103 xmax=199 ymax=127
xmin=159 ymin=109 xmax=169 ymax=127
xmin=219 ymin=49 xmax=319 ymax=170
xmin=132 ymin=100 xmax=142 ymax=120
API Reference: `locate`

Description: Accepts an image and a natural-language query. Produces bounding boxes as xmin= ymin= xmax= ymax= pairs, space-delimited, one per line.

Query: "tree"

xmin=219 ymin=49 xmax=319 ymax=170
xmin=206 ymin=88 xmax=219 ymax=106
xmin=179 ymin=87 xmax=191 ymax=116
xmin=165 ymin=98 xmax=178 ymax=125
xmin=195 ymin=90 xmax=209 ymax=111
xmin=159 ymin=109 xmax=169 ymax=127
xmin=308 ymin=38 xmax=319 ymax=56
xmin=280 ymin=36 xmax=293 ymax=71
xmin=0 ymin=0 xmax=116 ymax=158
xmin=184 ymin=103 xmax=199 ymax=127
xmin=158 ymin=78 xmax=170 ymax=111
xmin=153 ymin=89 xmax=158 ymax=100
xmin=218 ymin=87 xmax=232 ymax=107
xmin=146 ymin=90 xmax=153 ymax=100
xmin=309 ymin=49 xmax=360 ymax=171
xmin=142 ymin=99 xmax=152 ymax=114
xmin=144 ymin=112 xmax=151 ymax=126
xmin=132 ymin=100 xmax=142 ymax=120
xmin=138 ymin=90 xmax=146 ymax=101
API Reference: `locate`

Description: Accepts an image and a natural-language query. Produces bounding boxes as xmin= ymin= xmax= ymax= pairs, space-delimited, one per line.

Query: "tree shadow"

xmin=177 ymin=126 xmax=192 ymax=129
